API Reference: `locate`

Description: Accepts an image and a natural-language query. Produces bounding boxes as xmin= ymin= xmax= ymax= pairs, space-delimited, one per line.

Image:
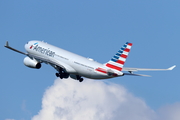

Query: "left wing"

xmin=122 ymin=65 xmax=176 ymax=72
xmin=4 ymin=41 xmax=27 ymax=55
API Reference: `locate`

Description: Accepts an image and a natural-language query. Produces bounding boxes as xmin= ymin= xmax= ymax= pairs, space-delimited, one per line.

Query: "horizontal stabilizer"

xmin=124 ymin=73 xmax=151 ymax=77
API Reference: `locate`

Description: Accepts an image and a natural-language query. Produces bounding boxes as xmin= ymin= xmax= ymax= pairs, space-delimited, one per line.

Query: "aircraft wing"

xmin=4 ymin=41 xmax=27 ymax=55
xmin=122 ymin=65 xmax=176 ymax=72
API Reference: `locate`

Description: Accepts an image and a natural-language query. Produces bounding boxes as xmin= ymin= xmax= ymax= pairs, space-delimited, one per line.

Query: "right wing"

xmin=4 ymin=41 xmax=27 ymax=55
xmin=122 ymin=65 xmax=176 ymax=72
xmin=122 ymin=65 xmax=176 ymax=77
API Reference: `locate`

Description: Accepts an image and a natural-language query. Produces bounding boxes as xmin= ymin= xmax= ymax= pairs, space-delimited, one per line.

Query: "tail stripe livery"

xmin=105 ymin=42 xmax=132 ymax=71
xmin=106 ymin=63 xmax=122 ymax=71
xmin=108 ymin=61 xmax=123 ymax=68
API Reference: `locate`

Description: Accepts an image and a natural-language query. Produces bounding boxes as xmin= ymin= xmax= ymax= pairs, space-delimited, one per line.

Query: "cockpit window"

xmin=27 ymin=42 xmax=29 ymax=44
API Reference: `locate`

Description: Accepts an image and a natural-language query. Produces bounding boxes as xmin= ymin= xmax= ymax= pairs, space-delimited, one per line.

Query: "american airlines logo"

xmin=30 ymin=42 xmax=38 ymax=49
xmin=30 ymin=42 xmax=55 ymax=57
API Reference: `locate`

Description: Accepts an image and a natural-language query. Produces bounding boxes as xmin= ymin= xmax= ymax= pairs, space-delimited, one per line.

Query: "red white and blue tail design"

xmin=105 ymin=42 xmax=133 ymax=71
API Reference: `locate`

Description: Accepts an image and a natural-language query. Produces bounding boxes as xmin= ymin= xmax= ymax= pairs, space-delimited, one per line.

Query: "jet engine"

xmin=23 ymin=57 xmax=41 ymax=69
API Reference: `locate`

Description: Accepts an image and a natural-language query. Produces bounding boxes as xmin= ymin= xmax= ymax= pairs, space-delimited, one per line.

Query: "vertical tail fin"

xmin=105 ymin=42 xmax=133 ymax=71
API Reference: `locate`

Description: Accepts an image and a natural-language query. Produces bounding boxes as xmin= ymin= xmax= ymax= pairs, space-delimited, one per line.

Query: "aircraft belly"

xmin=77 ymin=68 xmax=110 ymax=79
xmin=76 ymin=68 xmax=93 ymax=78
xmin=90 ymin=73 xmax=111 ymax=79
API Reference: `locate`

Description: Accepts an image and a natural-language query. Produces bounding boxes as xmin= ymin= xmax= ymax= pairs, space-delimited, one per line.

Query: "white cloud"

xmin=32 ymin=78 xmax=157 ymax=120
xmin=157 ymin=103 xmax=180 ymax=120
xmin=31 ymin=78 xmax=180 ymax=120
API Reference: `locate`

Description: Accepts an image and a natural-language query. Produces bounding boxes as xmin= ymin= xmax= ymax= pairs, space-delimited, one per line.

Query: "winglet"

xmin=5 ymin=41 xmax=9 ymax=47
xmin=168 ymin=65 xmax=176 ymax=70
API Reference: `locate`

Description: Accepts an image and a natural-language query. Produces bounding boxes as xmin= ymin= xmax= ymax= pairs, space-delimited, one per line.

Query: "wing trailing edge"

xmin=123 ymin=73 xmax=151 ymax=77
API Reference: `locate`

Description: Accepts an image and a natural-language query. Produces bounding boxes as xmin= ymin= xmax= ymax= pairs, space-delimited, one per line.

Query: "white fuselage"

xmin=25 ymin=40 xmax=117 ymax=79
xmin=6 ymin=40 xmax=174 ymax=80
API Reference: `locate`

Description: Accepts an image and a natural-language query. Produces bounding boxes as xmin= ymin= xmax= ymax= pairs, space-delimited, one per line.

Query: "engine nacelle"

xmin=23 ymin=57 xmax=41 ymax=69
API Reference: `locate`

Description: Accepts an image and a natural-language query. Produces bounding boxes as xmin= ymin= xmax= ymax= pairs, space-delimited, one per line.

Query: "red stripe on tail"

xmin=124 ymin=48 xmax=130 ymax=52
xmin=128 ymin=43 xmax=133 ymax=46
xmin=116 ymin=60 xmax=125 ymax=65
xmin=120 ymin=54 xmax=127 ymax=58
xmin=106 ymin=63 xmax=122 ymax=71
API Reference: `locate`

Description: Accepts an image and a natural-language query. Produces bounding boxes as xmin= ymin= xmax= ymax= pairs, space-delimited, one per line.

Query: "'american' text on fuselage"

xmin=33 ymin=45 xmax=55 ymax=57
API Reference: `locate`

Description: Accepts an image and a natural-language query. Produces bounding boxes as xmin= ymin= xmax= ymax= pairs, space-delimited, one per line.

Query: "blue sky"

xmin=1 ymin=0 xmax=180 ymax=120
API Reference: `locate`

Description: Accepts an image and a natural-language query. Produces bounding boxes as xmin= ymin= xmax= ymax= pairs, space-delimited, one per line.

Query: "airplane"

xmin=4 ymin=40 xmax=176 ymax=82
